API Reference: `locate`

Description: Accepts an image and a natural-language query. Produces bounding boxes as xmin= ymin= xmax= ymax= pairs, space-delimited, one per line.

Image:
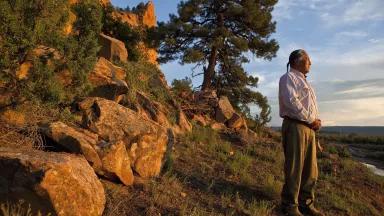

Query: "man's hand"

xmin=310 ymin=119 xmax=322 ymax=131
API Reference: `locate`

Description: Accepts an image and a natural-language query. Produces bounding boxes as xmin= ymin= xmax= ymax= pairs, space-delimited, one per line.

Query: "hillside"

xmin=0 ymin=1 xmax=383 ymax=216
xmin=100 ymin=127 xmax=384 ymax=216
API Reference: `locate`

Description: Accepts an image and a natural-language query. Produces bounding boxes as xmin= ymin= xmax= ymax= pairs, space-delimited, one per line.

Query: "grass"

xmin=102 ymin=125 xmax=384 ymax=216
xmin=116 ymin=60 xmax=180 ymax=126
xmin=0 ymin=201 xmax=45 ymax=216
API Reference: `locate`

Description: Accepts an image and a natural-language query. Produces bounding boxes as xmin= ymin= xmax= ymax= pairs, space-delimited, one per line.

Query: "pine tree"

xmin=157 ymin=0 xmax=278 ymax=124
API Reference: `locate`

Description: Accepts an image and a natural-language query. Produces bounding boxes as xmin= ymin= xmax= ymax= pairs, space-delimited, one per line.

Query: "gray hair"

xmin=287 ymin=49 xmax=307 ymax=72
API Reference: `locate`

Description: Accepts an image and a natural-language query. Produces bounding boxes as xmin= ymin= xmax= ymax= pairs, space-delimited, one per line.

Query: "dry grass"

xmin=0 ymin=201 xmax=43 ymax=216
xmin=101 ymin=125 xmax=384 ymax=216
xmin=0 ymin=101 xmax=79 ymax=150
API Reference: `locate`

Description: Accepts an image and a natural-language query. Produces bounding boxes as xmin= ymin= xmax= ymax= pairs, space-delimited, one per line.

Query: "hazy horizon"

xmin=111 ymin=0 xmax=384 ymax=127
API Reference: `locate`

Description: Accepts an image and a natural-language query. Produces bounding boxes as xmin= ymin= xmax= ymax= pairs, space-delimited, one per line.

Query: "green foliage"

xmin=157 ymin=0 xmax=277 ymax=125
xmin=118 ymin=60 xmax=173 ymax=104
xmin=171 ymin=77 xmax=193 ymax=94
xmin=0 ymin=0 xmax=69 ymax=95
xmin=65 ymin=0 xmax=102 ymax=96
xmin=0 ymin=0 xmax=102 ymax=105
xmin=22 ymin=59 xmax=66 ymax=104
xmin=102 ymin=4 xmax=158 ymax=62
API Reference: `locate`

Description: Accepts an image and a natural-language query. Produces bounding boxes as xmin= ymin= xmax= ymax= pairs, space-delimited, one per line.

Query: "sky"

xmin=111 ymin=0 xmax=384 ymax=126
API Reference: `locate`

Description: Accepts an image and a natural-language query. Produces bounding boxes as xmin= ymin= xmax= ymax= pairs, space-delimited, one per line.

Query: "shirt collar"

xmin=289 ymin=68 xmax=307 ymax=79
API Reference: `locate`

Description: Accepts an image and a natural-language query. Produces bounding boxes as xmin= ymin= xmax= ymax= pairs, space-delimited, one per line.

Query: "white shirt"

xmin=279 ymin=68 xmax=319 ymax=124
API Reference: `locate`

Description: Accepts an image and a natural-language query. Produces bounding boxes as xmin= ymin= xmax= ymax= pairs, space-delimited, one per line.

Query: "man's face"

xmin=299 ymin=53 xmax=311 ymax=74
xmin=303 ymin=53 xmax=312 ymax=74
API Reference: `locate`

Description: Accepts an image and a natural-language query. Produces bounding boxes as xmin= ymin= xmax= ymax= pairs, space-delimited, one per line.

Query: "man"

xmin=279 ymin=49 xmax=324 ymax=216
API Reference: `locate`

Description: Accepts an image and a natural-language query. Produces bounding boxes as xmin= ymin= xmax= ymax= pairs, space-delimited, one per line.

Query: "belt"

xmin=283 ymin=116 xmax=313 ymax=129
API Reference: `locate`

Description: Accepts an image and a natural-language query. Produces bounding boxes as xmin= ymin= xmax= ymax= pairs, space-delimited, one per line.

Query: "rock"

xmin=97 ymin=140 xmax=134 ymax=186
xmin=175 ymin=109 xmax=192 ymax=133
xmin=0 ymin=108 xmax=26 ymax=127
xmin=142 ymin=1 xmax=156 ymax=27
xmin=99 ymin=33 xmax=128 ymax=63
xmin=40 ymin=121 xmax=102 ymax=171
xmin=16 ymin=62 xmax=32 ymax=80
xmin=0 ymin=148 xmax=105 ymax=216
xmin=89 ymin=57 xmax=128 ymax=101
xmin=41 ymin=122 xmax=135 ymax=186
xmin=80 ymin=97 xmax=169 ymax=178
xmin=90 ymin=57 xmax=126 ymax=84
xmin=236 ymin=129 xmax=258 ymax=145
xmin=136 ymin=91 xmax=171 ymax=128
xmin=227 ymin=113 xmax=247 ymax=130
xmin=191 ymin=114 xmax=209 ymax=127
xmin=215 ymin=96 xmax=235 ymax=123
xmin=99 ymin=0 xmax=110 ymax=6
xmin=112 ymin=1 xmax=156 ymax=28
xmin=210 ymin=122 xmax=227 ymax=131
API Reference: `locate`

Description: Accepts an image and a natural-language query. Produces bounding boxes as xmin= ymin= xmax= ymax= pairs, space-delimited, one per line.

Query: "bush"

xmin=102 ymin=5 xmax=143 ymax=61
xmin=0 ymin=0 xmax=102 ymax=105
xmin=118 ymin=60 xmax=173 ymax=104
xmin=171 ymin=77 xmax=193 ymax=95
xmin=0 ymin=0 xmax=69 ymax=97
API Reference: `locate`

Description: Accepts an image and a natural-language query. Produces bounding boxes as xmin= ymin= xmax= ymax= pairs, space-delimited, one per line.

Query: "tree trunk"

xmin=202 ymin=46 xmax=218 ymax=90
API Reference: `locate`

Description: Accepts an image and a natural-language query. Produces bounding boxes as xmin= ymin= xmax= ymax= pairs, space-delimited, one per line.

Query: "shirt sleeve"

xmin=279 ymin=75 xmax=315 ymax=124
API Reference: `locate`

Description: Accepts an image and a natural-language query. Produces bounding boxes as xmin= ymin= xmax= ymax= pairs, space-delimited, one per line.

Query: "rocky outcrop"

xmin=97 ymin=140 xmax=134 ymax=186
xmin=41 ymin=121 xmax=135 ymax=186
xmin=111 ymin=1 xmax=158 ymax=64
xmin=112 ymin=1 xmax=156 ymax=28
xmin=215 ymin=96 xmax=235 ymax=123
xmin=0 ymin=148 xmax=105 ymax=216
xmin=99 ymin=33 xmax=128 ymax=63
xmin=80 ymin=97 xmax=169 ymax=178
xmin=136 ymin=91 xmax=172 ymax=128
xmin=227 ymin=112 xmax=247 ymax=130
xmin=41 ymin=121 xmax=102 ymax=171
xmin=175 ymin=109 xmax=193 ymax=133
xmin=89 ymin=57 xmax=128 ymax=102
xmin=142 ymin=1 xmax=156 ymax=27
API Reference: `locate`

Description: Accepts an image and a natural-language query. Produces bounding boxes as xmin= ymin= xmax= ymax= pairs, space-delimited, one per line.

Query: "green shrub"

xmin=63 ymin=0 xmax=102 ymax=98
xmin=0 ymin=0 xmax=69 ymax=94
xmin=0 ymin=0 xmax=102 ymax=106
xmin=102 ymin=5 xmax=143 ymax=61
xmin=21 ymin=59 xmax=66 ymax=105
xmin=171 ymin=77 xmax=193 ymax=95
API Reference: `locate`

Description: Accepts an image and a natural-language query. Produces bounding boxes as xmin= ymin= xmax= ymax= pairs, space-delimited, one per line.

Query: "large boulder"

xmin=41 ymin=122 xmax=134 ymax=186
xmin=227 ymin=112 xmax=247 ymax=130
xmin=136 ymin=91 xmax=172 ymax=128
xmin=215 ymin=96 xmax=235 ymax=123
xmin=79 ymin=97 xmax=169 ymax=178
xmin=88 ymin=57 xmax=128 ymax=102
xmin=40 ymin=121 xmax=102 ymax=171
xmin=97 ymin=140 xmax=134 ymax=186
xmin=0 ymin=148 xmax=105 ymax=216
xmin=99 ymin=33 xmax=128 ymax=63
